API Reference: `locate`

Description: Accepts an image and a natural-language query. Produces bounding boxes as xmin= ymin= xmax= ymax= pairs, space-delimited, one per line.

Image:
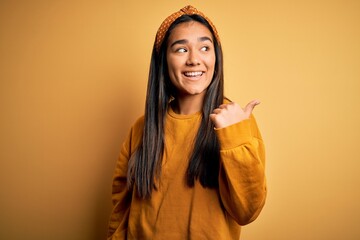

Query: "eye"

xmin=201 ymin=46 xmax=210 ymax=51
xmin=176 ymin=48 xmax=187 ymax=53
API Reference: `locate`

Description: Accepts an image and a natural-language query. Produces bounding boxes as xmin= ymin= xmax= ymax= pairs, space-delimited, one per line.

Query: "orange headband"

xmin=154 ymin=5 xmax=221 ymax=53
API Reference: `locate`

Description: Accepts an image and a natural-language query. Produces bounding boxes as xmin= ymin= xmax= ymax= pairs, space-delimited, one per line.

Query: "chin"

xmin=186 ymin=89 xmax=206 ymax=96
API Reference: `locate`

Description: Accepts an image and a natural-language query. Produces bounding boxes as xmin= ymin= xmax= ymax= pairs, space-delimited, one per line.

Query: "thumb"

xmin=244 ymin=99 xmax=261 ymax=115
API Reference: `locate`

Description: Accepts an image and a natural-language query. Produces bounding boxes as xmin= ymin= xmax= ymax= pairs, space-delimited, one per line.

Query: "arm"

xmin=216 ymin=115 xmax=266 ymax=225
xmin=107 ymin=129 xmax=133 ymax=239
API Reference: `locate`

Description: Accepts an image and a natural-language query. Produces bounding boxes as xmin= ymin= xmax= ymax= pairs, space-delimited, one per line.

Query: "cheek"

xmin=166 ymin=65 xmax=178 ymax=87
xmin=208 ymin=58 xmax=216 ymax=76
xmin=206 ymin=54 xmax=216 ymax=70
xmin=167 ymin=58 xmax=182 ymax=78
xmin=167 ymin=56 xmax=175 ymax=72
xmin=211 ymin=55 xmax=216 ymax=69
xmin=167 ymin=64 xmax=176 ymax=81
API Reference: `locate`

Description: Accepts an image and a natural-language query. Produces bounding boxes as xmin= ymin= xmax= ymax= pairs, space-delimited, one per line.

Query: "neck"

xmin=171 ymin=93 xmax=205 ymax=115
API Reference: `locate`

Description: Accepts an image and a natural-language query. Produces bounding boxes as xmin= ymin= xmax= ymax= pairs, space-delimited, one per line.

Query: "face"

xmin=166 ymin=21 xmax=216 ymax=99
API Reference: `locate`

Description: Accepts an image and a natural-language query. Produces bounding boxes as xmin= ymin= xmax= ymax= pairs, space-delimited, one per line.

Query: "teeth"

xmin=184 ymin=71 xmax=203 ymax=77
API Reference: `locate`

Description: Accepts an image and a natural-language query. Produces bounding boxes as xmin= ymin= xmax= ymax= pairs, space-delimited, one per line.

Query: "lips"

xmin=183 ymin=71 xmax=203 ymax=77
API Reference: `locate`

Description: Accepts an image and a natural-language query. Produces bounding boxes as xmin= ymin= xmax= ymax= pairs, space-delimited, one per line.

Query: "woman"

xmin=108 ymin=5 xmax=266 ymax=239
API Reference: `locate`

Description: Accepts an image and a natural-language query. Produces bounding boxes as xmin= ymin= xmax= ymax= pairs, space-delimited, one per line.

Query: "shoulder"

xmin=122 ymin=115 xmax=144 ymax=155
xmin=132 ymin=115 xmax=145 ymax=130
xmin=130 ymin=115 xmax=145 ymax=140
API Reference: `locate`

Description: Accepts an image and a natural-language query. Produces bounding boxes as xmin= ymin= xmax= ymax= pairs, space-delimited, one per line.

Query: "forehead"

xmin=168 ymin=21 xmax=213 ymax=42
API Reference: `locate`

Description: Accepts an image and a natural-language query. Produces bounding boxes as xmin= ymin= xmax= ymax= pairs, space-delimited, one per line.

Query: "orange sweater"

xmin=108 ymin=107 xmax=266 ymax=239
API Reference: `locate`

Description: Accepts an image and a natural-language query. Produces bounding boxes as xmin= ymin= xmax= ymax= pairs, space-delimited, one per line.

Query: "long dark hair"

xmin=127 ymin=14 xmax=224 ymax=199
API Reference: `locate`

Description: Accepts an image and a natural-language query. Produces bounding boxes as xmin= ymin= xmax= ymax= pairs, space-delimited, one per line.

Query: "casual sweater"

xmin=108 ymin=106 xmax=266 ymax=240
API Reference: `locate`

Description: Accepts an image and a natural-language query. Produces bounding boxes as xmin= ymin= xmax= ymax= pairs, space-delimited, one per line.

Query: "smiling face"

xmin=166 ymin=21 xmax=216 ymax=100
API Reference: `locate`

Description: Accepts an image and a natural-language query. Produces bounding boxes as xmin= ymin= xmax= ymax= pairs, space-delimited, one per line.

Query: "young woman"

xmin=108 ymin=5 xmax=266 ymax=239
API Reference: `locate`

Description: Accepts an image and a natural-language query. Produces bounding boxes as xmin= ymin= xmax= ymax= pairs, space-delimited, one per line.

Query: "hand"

xmin=210 ymin=100 xmax=260 ymax=129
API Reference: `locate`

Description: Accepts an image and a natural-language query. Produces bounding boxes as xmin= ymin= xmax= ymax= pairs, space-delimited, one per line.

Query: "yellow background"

xmin=1 ymin=0 xmax=359 ymax=239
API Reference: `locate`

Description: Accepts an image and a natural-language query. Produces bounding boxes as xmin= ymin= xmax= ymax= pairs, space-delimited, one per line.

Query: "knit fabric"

xmin=155 ymin=5 xmax=221 ymax=53
xmin=107 ymin=106 xmax=267 ymax=239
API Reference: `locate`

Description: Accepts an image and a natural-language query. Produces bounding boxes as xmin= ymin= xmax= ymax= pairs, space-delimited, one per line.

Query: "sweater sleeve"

xmin=107 ymin=128 xmax=133 ymax=239
xmin=216 ymin=114 xmax=267 ymax=226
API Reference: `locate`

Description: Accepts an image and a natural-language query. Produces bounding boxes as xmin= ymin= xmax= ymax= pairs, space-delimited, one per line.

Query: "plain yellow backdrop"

xmin=1 ymin=0 xmax=359 ymax=239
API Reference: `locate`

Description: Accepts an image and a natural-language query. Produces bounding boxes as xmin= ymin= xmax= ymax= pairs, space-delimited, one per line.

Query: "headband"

xmin=154 ymin=5 xmax=221 ymax=53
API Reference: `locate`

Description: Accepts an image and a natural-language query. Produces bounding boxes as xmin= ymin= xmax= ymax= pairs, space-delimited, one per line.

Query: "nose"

xmin=186 ymin=50 xmax=200 ymax=66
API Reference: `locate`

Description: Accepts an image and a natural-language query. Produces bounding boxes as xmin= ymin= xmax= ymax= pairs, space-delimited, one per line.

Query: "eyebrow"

xmin=170 ymin=36 xmax=213 ymax=48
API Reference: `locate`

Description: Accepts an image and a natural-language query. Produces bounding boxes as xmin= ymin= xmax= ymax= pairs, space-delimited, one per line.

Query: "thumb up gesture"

xmin=210 ymin=100 xmax=260 ymax=129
